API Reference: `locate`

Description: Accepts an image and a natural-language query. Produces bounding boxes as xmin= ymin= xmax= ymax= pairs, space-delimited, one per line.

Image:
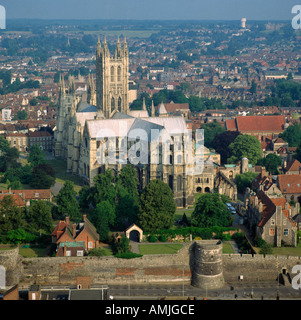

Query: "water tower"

xmin=241 ymin=18 xmax=247 ymax=29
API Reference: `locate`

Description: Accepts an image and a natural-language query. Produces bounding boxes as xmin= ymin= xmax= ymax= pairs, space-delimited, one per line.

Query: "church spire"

xmin=115 ymin=35 xmax=122 ymax=58
xmin=103 ymin=35 xmax=110 ymax=56
xmin=96 ymin=36 xmax=101 ymax=56
xmin=142 ymin=96 xmax=146 ymax=111
xmin=151 ymin=100 xmax=155 ymax=117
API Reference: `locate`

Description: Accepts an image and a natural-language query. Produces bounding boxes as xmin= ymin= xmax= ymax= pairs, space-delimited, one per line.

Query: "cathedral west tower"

xmin=96 ymin=36 xmax=129 ymax=119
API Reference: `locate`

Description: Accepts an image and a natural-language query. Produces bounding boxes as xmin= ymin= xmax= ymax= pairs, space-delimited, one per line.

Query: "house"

xmin=4 ymin=133 xmax=28 ymax=152
xmin=283 ymin=159 xmax=301 ymax=175
xmin=52 ymin=215 xmax=100 ymax=256
xmin=0 ymin=193 xmax=25 ymax=207
xmin=251 ymin=171 xmax=282 ymax=198
xmin=0 ymin=284 xmax=19 ymax=300
xmin=226 ymin=115 xmax=285 ymax=139
xmin=0 ymin=189 xmax=52 ymax=207
xmin=28 ymin=130 xmax=54 ymax=152
xmin=246 ymin=190 xmax=298 ymax=247
xmin=277 ymin=174 xmax=301 ymax=204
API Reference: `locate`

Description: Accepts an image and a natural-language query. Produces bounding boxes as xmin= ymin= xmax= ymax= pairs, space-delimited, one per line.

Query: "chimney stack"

xmin=73 ymin=223 xmax=76 ymax=238
xmin=83 ymin=214 xmax=87 ymax=222
xmin=65 ymin=216 xmax=70 ymax=225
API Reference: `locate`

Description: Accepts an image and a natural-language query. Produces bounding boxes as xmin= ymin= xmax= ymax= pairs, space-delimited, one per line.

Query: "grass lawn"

xmin=19 ymin=246 xmax=48 ymax=258
xmin=174 ymin=208 xmax=193 ymax=222
xmin=252 ymin=243 xmax=301 ymax=256
xmin=222 ymin=242 xmax=235 ymax=254
xmin=0 ymin=245 xmax=17 ymax=251
xmin=138 ymin=243 xmax=183 ymax=255
xmin=45 ymin=159 xmax=84 ymax=193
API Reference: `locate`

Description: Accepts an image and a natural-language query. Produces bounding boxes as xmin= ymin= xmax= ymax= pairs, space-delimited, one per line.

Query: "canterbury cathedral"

xmin=54 ymin=38 xmax=240 ymax=207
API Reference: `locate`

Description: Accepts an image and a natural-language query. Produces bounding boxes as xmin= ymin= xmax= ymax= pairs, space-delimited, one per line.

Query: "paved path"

xmin=130 ymin=241 xmax=139 ymax=254
xmin=228 ymin=240 xmax=240 ymax=253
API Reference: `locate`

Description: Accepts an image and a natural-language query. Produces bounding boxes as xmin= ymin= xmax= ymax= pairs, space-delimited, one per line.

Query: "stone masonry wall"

xmin=2 ymin=243 xmax=300 ymax=287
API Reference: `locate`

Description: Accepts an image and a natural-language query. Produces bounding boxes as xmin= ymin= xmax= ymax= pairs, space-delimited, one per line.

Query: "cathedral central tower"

xmin=96 ymin=37 xmax=129 ymax=119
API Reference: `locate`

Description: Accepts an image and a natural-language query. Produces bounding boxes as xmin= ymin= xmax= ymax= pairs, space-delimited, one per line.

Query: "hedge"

xmin=152 ymin=226 xmax=239 ymax=240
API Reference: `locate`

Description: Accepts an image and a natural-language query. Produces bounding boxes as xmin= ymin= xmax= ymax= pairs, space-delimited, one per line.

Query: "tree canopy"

xmin=279 ymin=124 xmax=301 ymax=147
xmin=191 ymin=193 xmax=232 ymax=228
xmin=227 ymin=134 xmax=262 ymax=166
xmin=137 ymin=179 xmax=176 ymax=233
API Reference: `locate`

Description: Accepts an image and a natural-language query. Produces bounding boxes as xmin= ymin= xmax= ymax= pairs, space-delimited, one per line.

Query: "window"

xmin=117 ymin=66 xmax=121 ymax=82
xmin=177 ymin=175 xmax=182 ymax=192
xmin=88 ymin=242 xmax=93 ymax=249
xmin=77 ymin=250 xmax=84 ymax=257
xmin=284 ymin=229 xmax=289 ymax=236
xmin=111 ymin=66 xmax=114 ymax=82
xmin=66 ymin=250 xmax=71 ymax=257
xmin=269 ymin=228 xmax=275 ymax=236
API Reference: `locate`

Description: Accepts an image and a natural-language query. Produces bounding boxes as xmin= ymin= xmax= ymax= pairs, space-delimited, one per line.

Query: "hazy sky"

xmin=0 ymin=0 xmax=298 ymax=21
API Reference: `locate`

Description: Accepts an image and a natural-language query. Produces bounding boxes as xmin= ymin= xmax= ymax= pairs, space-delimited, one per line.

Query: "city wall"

xmin=2 ymin=243 xmax=301 ymax=287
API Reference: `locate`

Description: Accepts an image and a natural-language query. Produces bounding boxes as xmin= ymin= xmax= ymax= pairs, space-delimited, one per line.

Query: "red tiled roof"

xmin=227 ymin=116 xmax=285 ymax=133
xmin=278 ymin=174 xmax=301 ymax=194
xmin=0 ymin=189 xmax=52 ymax=201
xmin=0 ymin=194 xmax=25 ymax=207
xmin=285 ymin=159 xmax=301 ymax=173
xmin=255 ymin=191 xmax=294 ymax=227
xmin=236 ymin=116 xmax=285 ymax=132
xmin=226 ymin=118 xmax=236 ymax=130
xmin=164 ymin=103 xmax=189 ymax=113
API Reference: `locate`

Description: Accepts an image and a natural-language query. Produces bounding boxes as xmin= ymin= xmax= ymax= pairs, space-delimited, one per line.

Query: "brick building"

xmin=246 ymin=190 xmax=298 ymax=247
xmin=52 ymin=215 xmax=100 ymax=257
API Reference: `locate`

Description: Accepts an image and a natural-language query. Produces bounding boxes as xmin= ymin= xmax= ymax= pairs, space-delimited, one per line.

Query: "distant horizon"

xmin=0 ymin=0 xmax=297 ymax=21
xmin=5 ymin=18 xmax=292 ymax=22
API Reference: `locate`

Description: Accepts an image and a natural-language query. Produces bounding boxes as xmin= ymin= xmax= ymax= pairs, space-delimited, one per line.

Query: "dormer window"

xmin=35 ymin=193 xmax=39 ymax=197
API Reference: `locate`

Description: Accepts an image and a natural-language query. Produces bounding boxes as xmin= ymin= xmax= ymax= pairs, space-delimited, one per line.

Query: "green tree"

xmin=228 ymin=134 xmax=262 ymax=165
xmin=211 ymin=130 xmax=241 ymax=164
xmin=92 ymin=170 xmax=117 ymax=208
xmin=27 ymin=200 xmax=53 ymax=235
xmin=279 ymin=124 xmax=301 ymax=147
xmin=0 ymin=136 xmax=19 ymax=172
xmin=15 ymin=110 xmax=28 ymax=120
xmin=92 ymin=201 xmax=113 ymax=242
xmin=191 ymin=193 xmax=232 ymax=228
xmin=258 ymin=153 xmax=282 ymax=175
xmin=28 ymin=145 xmax=45 ymax=167
xmin=7 ymin=228 xmax=36 ymax=244
xmin=235 ymin=172 xmax=258 ymax=193
xmin=30 ymin=164 xmax=55 ymax=189
xmin=55 ymin=181 xmax=81 ymax=222
xmin=137 ymin=179 xmax=176 ymax=233
xmin=201 ymin=122 xmax=226 ymax=148
xmin=0 ymin=196 xmax=24 ymax=240
xmin=250 ymin=79 xmax=257 ymax=95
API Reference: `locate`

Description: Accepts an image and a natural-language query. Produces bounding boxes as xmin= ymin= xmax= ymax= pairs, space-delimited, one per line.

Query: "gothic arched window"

xmin=117 ymin=66 xmax=121 ymax=82
xmin=111 ymin=66 xmax=114 ymax=82
xmin=118 ymin=97 xmax=122 ymax=112
xmin=111 ymin=97 xmax=115 ymax=112
xmin=177 ymin=175 xmax=182 ymax=192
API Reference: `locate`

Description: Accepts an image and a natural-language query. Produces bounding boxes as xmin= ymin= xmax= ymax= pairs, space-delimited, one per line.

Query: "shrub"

xmin=254 ymin=236 xmax=267 ymax=248
xmin=115 ymin=252 xmax=143 ymax=259
xmin=259 ymin=243 xmax=273 ymax=255
xmin=158 ymin=235 xmax=167 ymax=242
xmin=220 ymin=233 xmax=231 ymax=241
xmin=148 ymin=234 xmax=158 ymax=242
xmin=88 ymin=247 xmax=109 ymax=257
